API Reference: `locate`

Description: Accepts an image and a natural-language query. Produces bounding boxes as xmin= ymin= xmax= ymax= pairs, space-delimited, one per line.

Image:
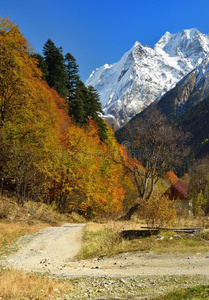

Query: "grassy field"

xmin=153 ymin=285 xmax=209 ymax=300
xmin=77 ymin=220 xmax=209 ymax=259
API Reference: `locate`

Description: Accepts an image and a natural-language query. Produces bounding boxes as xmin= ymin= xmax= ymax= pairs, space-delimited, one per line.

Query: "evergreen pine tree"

xmin=65 ymin=52 xmax=80 ymax=98
xmin=64 ymin=51 xmax=107 ymax=140
xmin=86 ymin=86 xmax=108 ymax=141
xmin=70 ymin=79 xmax=87 ymax=125
xmin=86 ymin=86 xmax=103 ymax=118
xmin=31 ymin=53 xmax=48 ymax=80
xmin=65 ymin=52 xmax=86 ymax=124
xmin=43 ymin=39 xmax=68 ymax=99
xmin=65 ymin=52 xmax=92 ymax=126
xmin=94 ymin=115 xmax=108 ymax=142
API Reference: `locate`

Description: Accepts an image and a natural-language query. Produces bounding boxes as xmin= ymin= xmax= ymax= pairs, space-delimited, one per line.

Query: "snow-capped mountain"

xmin=116 ymin=54 xmax=209 ymax=160
xmin=155 ymin=52 xmax=209 ymax=117
xmin=86 ymin=28 xmax=209 ymax=129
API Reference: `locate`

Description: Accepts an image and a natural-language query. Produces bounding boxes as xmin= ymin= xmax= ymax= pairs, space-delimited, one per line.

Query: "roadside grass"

xmin=0 ymin=196 xmax=87 ymax=300
xmin=0 ymin=195 xmax=85 ymax=253
xmin=153 ymin=284 xmax=209 ymax=300
xmin=0 ymin=195 xmax=78 ymax=225
xmin=0 ymin=268 xmax=73 ymax=300
xmin=175 ymin=215 xmax=209 ymax=229
xmin=1 ymin=271 xmax=206 ymax=300
xmin=77 ymin=220 xmax=209 ymax=259
xmin=0 ymin=198 xmax=69 ymax=254
xmin=0 ymin=222 xmax=47 ymax=252
xmin=77 ymin=221 xmax=143 ymax=258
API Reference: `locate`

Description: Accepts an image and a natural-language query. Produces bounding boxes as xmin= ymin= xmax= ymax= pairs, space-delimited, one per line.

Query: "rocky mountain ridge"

xmin=156 ymin=54 xmax=209 ymax=117
xmin=86 ymin=28 xmax=209 ymax=129
xmin=115 ymin=54 xmax=209 ymax=163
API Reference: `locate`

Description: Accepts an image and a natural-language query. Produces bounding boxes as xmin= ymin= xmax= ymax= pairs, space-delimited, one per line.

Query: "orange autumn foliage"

xmin=65 ymin=121 xmax=125 ymax=216
xmin=139 ymin=195 xmax=177 ymax=227
xmin=165 ymin=171 xmax=178 ymax=185
xmin=0 ymin=17 xmax=125 ymax=216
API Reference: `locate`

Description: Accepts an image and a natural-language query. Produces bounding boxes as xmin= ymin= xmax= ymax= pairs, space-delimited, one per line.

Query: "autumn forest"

xmin=1 ymin=17 xmax=209 ymax=222
xmin=0 ymin=17 xmax=132 ymax=218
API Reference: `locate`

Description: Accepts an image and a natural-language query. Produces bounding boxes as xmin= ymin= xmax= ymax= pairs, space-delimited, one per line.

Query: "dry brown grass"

xmin=0 ymin=222 xmax=47 ymax=251
xmin=86 ymin=220 xmax=143 ymax=232
xmin=0 ymin=197 xmax=69 ymax=253
xmin=85 ymin=216 xmax=209 ymax=233
xmin=0 ymin=194 xmax=86 ymax=254
xmin=0 ymin=195 xmax=86 ymax=227
xmin=0 ymin=195 xmax=72 ymax=225
xmin=0 ymin=196 xmax=86 ymax=254
xmin=0 ymin=268 xmax=73 ymax=299
xmin=175 ymin=215 xmax=209 ymax=228
xmin=0 ymin=196 xmax=82 ymax=300
xmin=78 ymin=218 xmax=209 ymax=259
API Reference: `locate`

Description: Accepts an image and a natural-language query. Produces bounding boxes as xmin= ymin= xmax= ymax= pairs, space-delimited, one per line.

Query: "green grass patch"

xmin=77 ymin=228 xmax=123 ymax=258
xmin=153 ymin=285 xmax=209 ymax=300
xmin=77 ymin=224 xmax=209 ymax=259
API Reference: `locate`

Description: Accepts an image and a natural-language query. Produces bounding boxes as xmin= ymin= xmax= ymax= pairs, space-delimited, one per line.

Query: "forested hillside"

xmin=177 ymin=96 xmax=209 ymax=159
xmin=0 ymin=17 xmax=128 ymax=218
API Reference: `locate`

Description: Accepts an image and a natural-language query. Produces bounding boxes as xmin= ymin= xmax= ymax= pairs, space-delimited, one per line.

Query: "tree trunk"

xmin=0 ymin=94 xmax=6 ymax=128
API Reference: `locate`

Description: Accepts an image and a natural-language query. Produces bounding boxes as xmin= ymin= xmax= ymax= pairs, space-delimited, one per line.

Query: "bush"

xmin=193 ymin=190 xmax=207 ymax=216
xmin=139 ymin=195 xmax=177 ymax=228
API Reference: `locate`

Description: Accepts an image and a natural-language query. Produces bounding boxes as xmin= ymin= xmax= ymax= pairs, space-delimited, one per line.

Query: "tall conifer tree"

xmin=43 ymin=39 xmax=68 ymax=99
xmin=65 ymin=52 xmax=86 ymax=124
xmin=65 ymin=52 xmax=80 ymax=98
xmin=86 ymin=86 xmax=108 ymax=141
xmin=66 ymin=51 xmax=108 ymax=140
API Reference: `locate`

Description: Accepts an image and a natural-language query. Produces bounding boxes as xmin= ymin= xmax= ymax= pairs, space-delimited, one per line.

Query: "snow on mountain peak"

xmin=133 ymin=41 xmax=141 ymax=47
xmin=86 ymin=29 xmax=209 ymax=129
xmin=183 ymin=28 xmax=199 ymax=37
xmin=155 ymin=28 xmax=209 ymax=60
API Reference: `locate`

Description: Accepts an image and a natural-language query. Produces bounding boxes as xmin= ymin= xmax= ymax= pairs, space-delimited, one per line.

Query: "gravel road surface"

xmin=2 ymin=223 xmax=209 ymax=279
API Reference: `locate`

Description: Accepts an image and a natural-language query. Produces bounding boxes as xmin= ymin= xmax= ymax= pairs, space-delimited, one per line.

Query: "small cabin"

xmin=170 ymin=179 xmax=188 ymax=200
xmin=165 ymin=179 xmax=190 ymax=213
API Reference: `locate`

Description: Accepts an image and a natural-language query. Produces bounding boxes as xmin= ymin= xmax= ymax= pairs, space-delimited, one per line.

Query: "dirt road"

xmin=3 ymin=223 xmax=85 ymax=274
xmin=2 ymin=223 xmax=209 ymax=279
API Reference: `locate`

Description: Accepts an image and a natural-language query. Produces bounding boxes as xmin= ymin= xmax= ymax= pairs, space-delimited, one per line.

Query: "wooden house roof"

xmin=172 ymin=179 xmax=188 ymax=199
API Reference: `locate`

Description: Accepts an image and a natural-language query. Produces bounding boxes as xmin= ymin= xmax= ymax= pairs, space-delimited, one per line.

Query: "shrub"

xmin=193 ymin=190 xmax=207 ymax=216
xmin=139 ymin=195 xmax=177 ymax=228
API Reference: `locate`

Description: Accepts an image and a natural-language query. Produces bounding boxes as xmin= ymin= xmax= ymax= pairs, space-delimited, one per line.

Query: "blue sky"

xmin=1 ymin=0 xmax=209 ymax=81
